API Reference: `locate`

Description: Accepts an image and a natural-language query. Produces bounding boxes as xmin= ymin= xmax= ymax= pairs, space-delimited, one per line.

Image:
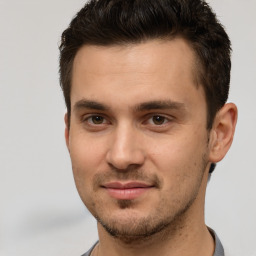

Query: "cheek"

xmin=70 ymin=129 xmax=107 ymax=164
xmin=147 ymin=128 xmax=208 ymax=178
xmin=147 ymin=135 xmax=208 ymax=207
xmin=69 ymin=139 xmax=107 ymax=211
xmin=69 ymin=135 xmax=107 ymax=189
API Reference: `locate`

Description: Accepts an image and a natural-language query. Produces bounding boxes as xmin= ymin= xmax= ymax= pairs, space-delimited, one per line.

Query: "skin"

xmin=65 ymin=38 xmax=237 ymax=256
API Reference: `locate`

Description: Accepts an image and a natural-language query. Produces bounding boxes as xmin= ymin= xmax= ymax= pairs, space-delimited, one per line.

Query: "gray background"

xmin=0 ymin=0 xmax=255 ymax=255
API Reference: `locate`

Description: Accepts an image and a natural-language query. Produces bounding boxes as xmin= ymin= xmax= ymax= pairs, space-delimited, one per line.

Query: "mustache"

xmin=92 ymin=166 xmax=162 ymax=191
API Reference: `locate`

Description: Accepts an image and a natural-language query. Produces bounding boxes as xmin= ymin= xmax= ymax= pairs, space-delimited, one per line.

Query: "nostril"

xmin=107 ymin=162 xmax=143 ymax=173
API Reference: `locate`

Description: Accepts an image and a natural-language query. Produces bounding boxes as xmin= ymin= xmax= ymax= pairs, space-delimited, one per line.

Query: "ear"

xmin=208 ymin=103 xmax=238 ymax=163
xmin=64 ymin=113 xmax=70 ymax=151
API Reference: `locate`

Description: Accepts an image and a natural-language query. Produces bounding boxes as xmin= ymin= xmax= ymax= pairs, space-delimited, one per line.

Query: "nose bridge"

xmin=106 ymin=122 xmax=145 ymax=170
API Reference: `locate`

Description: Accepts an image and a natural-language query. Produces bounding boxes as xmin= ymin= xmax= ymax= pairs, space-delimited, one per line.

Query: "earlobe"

xmin=64 ymin=113 xmax=70 ymax=150
xmin=209 ymin=103 xmax=238 ymax=163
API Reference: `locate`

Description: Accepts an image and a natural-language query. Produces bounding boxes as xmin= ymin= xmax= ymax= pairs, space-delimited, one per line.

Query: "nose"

xmin=106 ymin=124 xmax=145 ymax=170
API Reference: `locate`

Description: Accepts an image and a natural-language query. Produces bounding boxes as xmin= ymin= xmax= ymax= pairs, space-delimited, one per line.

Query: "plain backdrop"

xmin=0 ymin=0 xmax=255 ymax=255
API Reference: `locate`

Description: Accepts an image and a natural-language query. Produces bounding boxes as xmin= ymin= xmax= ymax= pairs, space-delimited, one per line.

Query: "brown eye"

xmin=152 ymin=115 xmax=167 ymax=125
xmin=89 ymin=115 xmax=105 ymax=124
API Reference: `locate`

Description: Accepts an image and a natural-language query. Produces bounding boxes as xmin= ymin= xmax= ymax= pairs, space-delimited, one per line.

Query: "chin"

xmin=94 ymin=199 xmax=192 ymax=244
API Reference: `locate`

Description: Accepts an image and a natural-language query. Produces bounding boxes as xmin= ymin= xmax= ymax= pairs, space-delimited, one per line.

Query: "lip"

xmin=102 ymin=181 xmax=154 ymax=200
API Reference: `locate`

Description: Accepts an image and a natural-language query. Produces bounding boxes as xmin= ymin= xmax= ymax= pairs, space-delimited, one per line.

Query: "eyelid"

xmin=143 ymin=113 xmax=174 ymax=126
xmin=80 ymin=112 xmax=174 ymax=129
xmin=82 ymin=113 xmax=110 ymax=125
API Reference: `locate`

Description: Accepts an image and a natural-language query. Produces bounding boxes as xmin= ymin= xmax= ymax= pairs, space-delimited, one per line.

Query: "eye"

xmin=85 ymin=115 xmax=107 ymax=125
xmin=148 ymin=115 xmax=169 ymax=125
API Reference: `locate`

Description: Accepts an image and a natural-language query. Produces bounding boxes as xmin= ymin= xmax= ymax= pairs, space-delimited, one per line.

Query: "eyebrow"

xmin=73 ymin=99 xmax=109 ymax=112
xmin=73 ymin=99 xmax=185 ymax=113
xmin=134 ymin=100 xmax=186 ymax=112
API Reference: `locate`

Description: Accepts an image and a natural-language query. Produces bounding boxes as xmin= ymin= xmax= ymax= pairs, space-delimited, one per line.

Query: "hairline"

xmin=66 ymin=36 xmax=208 ymax=127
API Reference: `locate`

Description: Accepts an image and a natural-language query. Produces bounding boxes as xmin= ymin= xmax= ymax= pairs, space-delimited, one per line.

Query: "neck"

xmin=96 ymin=217 xmax=214 ymax=256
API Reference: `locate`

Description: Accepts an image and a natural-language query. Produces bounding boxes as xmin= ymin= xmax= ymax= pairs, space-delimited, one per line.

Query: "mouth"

xmin=101 ymin=181 xmax=154 ymax=200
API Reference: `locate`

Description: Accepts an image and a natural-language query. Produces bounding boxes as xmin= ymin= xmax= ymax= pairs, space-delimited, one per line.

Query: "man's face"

xmin=66 ymin=39 xmax=211 ymax=240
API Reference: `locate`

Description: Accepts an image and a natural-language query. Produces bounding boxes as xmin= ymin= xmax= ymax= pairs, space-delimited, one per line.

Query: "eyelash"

xmin=81 ymin=114 xmax=173 ymax=129
xmin=145 ymin=115 xmax=170 ymax=126
xmin=82 ymin=115 xmax=109 ymax=125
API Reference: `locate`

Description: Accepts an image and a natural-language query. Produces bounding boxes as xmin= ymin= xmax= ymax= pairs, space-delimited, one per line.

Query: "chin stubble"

xmin=87 ymin=153 xmax=208 ymax=244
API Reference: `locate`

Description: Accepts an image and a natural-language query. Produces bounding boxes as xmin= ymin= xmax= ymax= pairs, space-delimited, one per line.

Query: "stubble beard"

xmin=87 ymin=155 xmax=208 ymax=244
xmin=96 ymin=199 xmax=192 ymax=244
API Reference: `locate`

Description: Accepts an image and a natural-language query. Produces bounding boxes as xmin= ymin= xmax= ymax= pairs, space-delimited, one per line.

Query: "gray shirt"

xmin=81 ymin=229 xmax=224 ymax=256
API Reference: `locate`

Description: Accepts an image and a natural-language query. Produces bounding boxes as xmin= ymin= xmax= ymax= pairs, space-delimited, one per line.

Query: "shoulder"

xmin=208 ymin=227 xmax=225 ymax=256
xmin=81 ymin=242 xmax=98 ymax=256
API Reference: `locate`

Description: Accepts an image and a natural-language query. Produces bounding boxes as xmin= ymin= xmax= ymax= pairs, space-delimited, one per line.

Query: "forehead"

xmin=72 ymin=38 xmax=197 ymax=80
xmin=71 ymin=38 xmax=205 ymax=111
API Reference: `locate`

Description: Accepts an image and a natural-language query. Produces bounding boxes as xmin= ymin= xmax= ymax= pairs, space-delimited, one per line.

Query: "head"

xmin=59 ymin=0 xmax=237 ymax=242
xmin=60 ymin=0 xmax=231 ymax=131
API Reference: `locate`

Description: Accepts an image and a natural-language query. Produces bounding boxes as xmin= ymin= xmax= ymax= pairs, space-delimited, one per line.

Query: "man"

xmin=59 ymin=0 xmax=237 ymax=255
